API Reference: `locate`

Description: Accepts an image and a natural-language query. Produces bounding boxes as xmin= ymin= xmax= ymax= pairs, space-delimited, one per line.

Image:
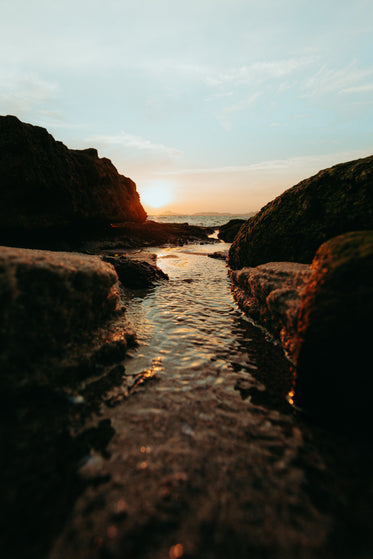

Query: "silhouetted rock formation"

xmin=293 ymin=231 xmax=373 ymax=422
xmin=72 ymin=220 xmax=216 ymax=253
xmin=218 ymin=218 xmax=246 ymax=242
xmin=0 ymin=115 xmax=146 ymax=231
xmin=229 ymin=155 xmax=373 ymax=269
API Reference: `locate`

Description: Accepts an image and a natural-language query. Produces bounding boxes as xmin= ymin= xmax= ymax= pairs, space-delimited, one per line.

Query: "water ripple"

xmin=122 ymin=244 xmax=261 ymax=391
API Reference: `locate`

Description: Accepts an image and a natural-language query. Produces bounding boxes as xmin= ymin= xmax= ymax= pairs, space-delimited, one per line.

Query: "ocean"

xmin=148 ymin=213 xmax=254 ymax=229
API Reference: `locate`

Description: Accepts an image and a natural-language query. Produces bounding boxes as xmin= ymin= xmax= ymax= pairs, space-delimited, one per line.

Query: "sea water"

xmin=122 ymin=214 xmax=258 ymax=386
xmin=148 ymin=213 xmax=254 ymax=229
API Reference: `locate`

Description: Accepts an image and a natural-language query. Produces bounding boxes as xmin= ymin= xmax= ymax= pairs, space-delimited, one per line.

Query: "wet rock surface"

xmin=229 ymin=154 xmax=373 ymax=269
xmin=207 ymin=250 xmax=229 ymax=261
xmin=230 ymin=262 xmax=312 ymax=357
xmin=293 ymin=231 xmax=373 ymax=422
xmin=1 ymin=244 xmax=372 ymax=559
xmin=0 ymin=115 xmax=146 ymax=230
xmin=229 ymin=232 xmax=373 ymax=424
xmin=102 ymin=253 xmax=169 ymax=289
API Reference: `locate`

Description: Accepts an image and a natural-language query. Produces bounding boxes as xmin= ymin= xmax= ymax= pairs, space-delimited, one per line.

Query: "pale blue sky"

xmin=1 ymin=0 xmax=372 ymax=213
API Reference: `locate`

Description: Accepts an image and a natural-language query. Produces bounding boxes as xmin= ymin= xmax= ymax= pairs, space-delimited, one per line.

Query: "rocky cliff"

xmin=229 ymin=155 xmax=373 ymax=269
xmin=0 ymin=115 xmax=146 ymax=230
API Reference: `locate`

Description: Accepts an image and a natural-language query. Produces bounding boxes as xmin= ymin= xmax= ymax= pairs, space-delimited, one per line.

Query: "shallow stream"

xmin=123 ymin=242 xmax=265 ymax=394
xmin=49 ymin=242 xmax=373 ymax=559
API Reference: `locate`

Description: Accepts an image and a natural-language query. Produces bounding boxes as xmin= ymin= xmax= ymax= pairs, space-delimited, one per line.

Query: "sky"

xmin=1 ymin=0 xmax=373 ymax=214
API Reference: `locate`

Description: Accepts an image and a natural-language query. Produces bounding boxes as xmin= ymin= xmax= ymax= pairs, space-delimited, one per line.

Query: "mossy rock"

xmin=229 ymin=155 xmax=373 ymax=269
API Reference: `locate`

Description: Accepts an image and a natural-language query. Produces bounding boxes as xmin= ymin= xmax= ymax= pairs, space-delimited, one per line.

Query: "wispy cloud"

xmin=160 ymin=150 xmax=372 ymax=177
xmin=205 ymin=56 xmax=313 ymax=128
xmin=205 ymin=57 xmax=313 ymax=88
xmin=87 ymin=131 xmax=183 ymax=159
xmin=341 ymin=83 xmax=373 ymax=94
xmin=303 ymin=62 xmax=373 ymax=97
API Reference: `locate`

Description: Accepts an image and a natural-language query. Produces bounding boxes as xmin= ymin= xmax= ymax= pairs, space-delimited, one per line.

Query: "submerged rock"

xmin=0 ymin=246 xmax=120 ymax=374
xmin=229 ymin=155 xmax=373 ymax=269
xmin=292 ymin=231 xmax=373 ymax=421
xmin=208 ymin=250 xmax=229 ymax=261
xmin=0 ymin=115 xmax=146 ymax=232
xmin=102 ymin=254 xmax=169 ymax=288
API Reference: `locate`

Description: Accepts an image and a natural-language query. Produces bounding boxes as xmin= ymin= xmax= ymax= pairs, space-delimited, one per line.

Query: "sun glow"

xmin=139 ymin=181 xmax=174 ymax=210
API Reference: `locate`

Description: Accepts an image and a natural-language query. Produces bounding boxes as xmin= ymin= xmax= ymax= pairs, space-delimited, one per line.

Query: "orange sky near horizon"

xmin=135 ymin=148 xmax=372 ymax=215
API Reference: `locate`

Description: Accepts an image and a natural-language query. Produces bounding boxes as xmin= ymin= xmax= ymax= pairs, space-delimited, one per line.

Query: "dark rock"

xmin=229 ymin=155 xmax=373 ymax=269
xmin=95 ymin=219 xmax=215 ymax=250
xmin=92 ymin=340 xmax=128 ymax=365
xmin=102 ymin=254 xmax=168 ymax=289
xmin=292 ymin=231 xmax=373 ymax=422
xmin=208 ymin=250 xmax=229 ymax=261
xmin=230 ymin=262 xmax=312 ymax=355
xmin=218 ymin=219 xmax=246 ymax=242
xmin=0 ymin=115 xmax=146 ymax=231
xmin=0 ymin=219 xmax=217 ymax=252
xmin=0 ymin=246 xmax=120 ymax=373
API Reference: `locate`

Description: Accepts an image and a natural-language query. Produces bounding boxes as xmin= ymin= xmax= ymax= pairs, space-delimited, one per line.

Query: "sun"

xmin=140 ymin=181 xmax=173 ymax=209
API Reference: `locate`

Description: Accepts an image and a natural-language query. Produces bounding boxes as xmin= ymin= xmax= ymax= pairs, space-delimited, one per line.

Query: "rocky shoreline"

xmin=1 ymin=116 xmax=373 ymax=558
xmin=228 ymin=155 xmax=373 ymax=425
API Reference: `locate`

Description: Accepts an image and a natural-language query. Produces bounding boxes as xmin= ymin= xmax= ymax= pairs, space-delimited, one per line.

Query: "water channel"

xmin=49 ymin=242 xmax=373 ymax=559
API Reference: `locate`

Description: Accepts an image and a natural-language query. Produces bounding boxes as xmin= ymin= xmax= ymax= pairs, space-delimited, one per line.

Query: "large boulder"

xmin=229 ymin=155 xmax=373 ymax=269
xmin=292 ymin=231 xmax=373 ymax=422
xmin=0 ymin=246 xmax=120 ymax=373
xmin=0 ymin=115 xmax=146 ymax=231
xmin=229 ymin=231 xmax=373 ymax=424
